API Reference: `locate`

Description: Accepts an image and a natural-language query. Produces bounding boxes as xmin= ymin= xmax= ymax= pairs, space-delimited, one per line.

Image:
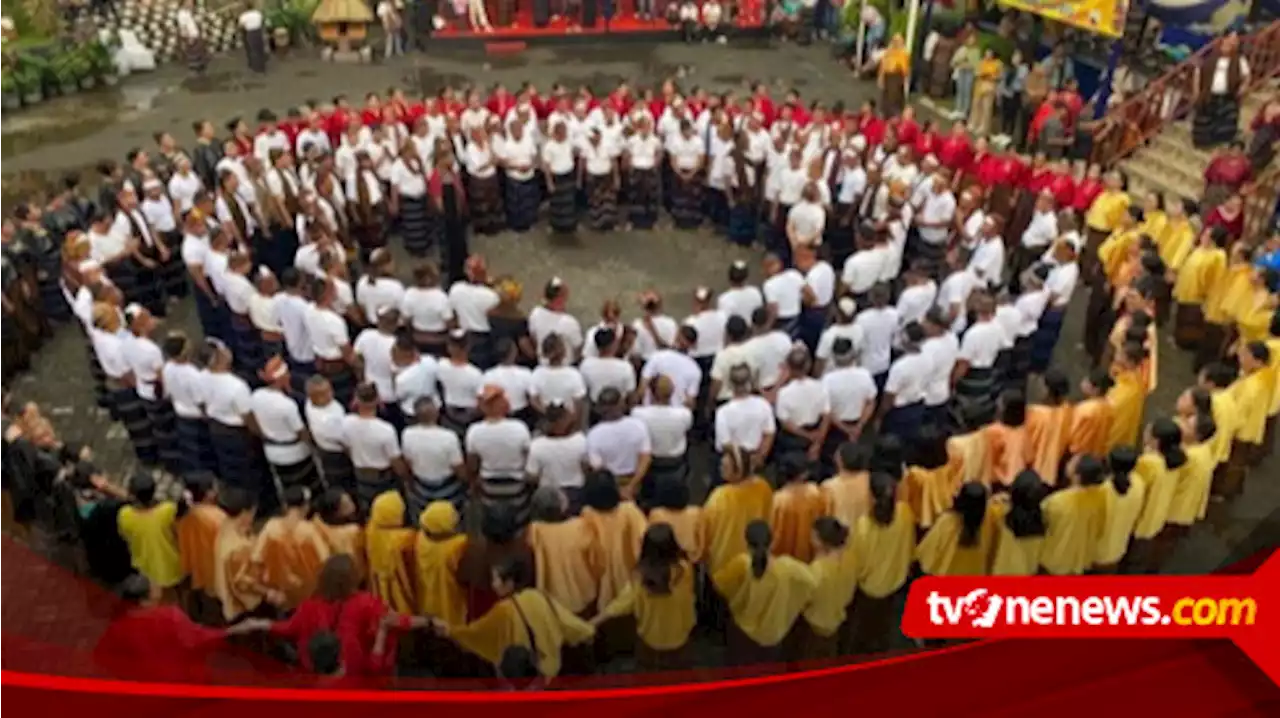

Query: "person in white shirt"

xmin=464 ymin=127 xmax=506 ymax=236
xmin=138 ymin=179 xmax=187 ymax=303
xmin=389 ymin=141 xmax=432 ymax=256
xmin=401 ymin=398 xmax=467 ymax=516
xmin=821 ymin=336 xmax=878 ymax=452
xmin=437 ymin=329 xmax=485 ymax=431
xmin=786 ymin=183 xmax=827 ymax=254
xmin=794 ymin=248 xmax=835 ymax=351
xmin=814 ymin=296 xmax=863 ymax=375
xmin=877 ymin=322 xmax=931 ymax=444
xmin=525 ymin=402 xmax=590 ymax=509
xmin=304 ymin=374 xmax=353 ymax=488
xmin=158 ymin=333 xmax=213 ymax=473
xmin=913 ymin=172 xmax=957 ymax=252
xmin=391 ymin=334 xmax=438 ymax=420
xmin=896 ymin=262 xmax=940 ymax=330
xmin=541 ymin=122 xmax=579 ymax=235
xmin=919 ymin=308 xmax=960 ymax=425
xmin=580 ymin=327 xmax=638 ymax=404
xmin=639 ymin=324 xmax=704 ymax=410
xmin=936 ymin=247 xmax=982 ymax=332
xmin=631 ymin=292 xmax=680 ymax=362
xmin=1019 ymin=191 xmax=1059 ymax=276
xmin=482 ymin=338 xmax=535 ymax=424
xmin=841 ymin=225 xmax=891 ymax=300
xmin=1011 ymin=264 xmax=1052 ymax=381
xmin=952 ymin=292 xmax=1005 ymax=421
xmin=251 ymin=357 xmax=321 ymax=494
xmin=528 ymin=277 xmax=583 ymax=362
xmin=684 ymin=287 xmax=727 ymax=368
xmin=273 ymin=268 xmax=315 ymax=380
xmin=354 ymin=249 xmax=406 ymax=323
xmin=666 ymin=121 xmax=706 ymax=229
xmin=341 ymin=383 xmax=407 ymax=513
xmin=198 ymin=337 xmax=271 ymax=499
xmin=852 ymin=283 xmax=900 ymax=382
xmin=120 ymin=306 xmax=168 ymax=468
xmin=761 ymin=253 xmax=805 ymax=335
xmin=631 ymin=375 xmax=694 ymax=496
xmin=624 ymin=119 xmax=664 ymax=229
xmin=347 ymin=151 xmax=388 ymax=265
xmin=448 ymin=255 xmax=500 ymax=339
xmin=586 ymin=388 xmax=653 ymax=501
xmin=970 ymin=217 xmax=1007 ymax=290
xmin=239 ymin=6 xmax=267 ymax=72
xmin=744 ymin=306 xmax=793 ymax=394
xmin=713 ymin=364 xmax=776 ymax=484
xmin=466 ymin=385 xmax=533 ymax=513
xmin=1034 ymin=240 xmax=1079 ymax=374
xmin=167 ymin=155 xmax=205 ymax=214
xmin=773 ymin=346 xmax=831 ymax=461
xmin=709 ymin=314 xmax=759 ymax=403
xmin=399 ymin=261 xmax=454 ymax=358
xmin=353 ymin=305 xmax=401 ymax=418
xmin=579 ymin=129 xmax=620 ymax=231
xmin=501 ymin=120 xmax=542 ymax=232
xmin=530 ymin=333 xmax=587 ymax=420
xmin=717 ymin=260 xmax=765 ymax=322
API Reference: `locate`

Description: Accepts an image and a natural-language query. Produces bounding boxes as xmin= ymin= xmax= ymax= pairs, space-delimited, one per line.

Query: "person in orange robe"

xmin=175 ymin=473 xmax=227 ymax=624
xmin=579 ymin=470 xmax=647 ymax=616
xmin=253 ymin=486 xmax=331 ymax=611
xmin=1025 ymin=369 xmax=1074 ymax=485
xmin=946 ymin=404 xmax=992 ymax=487
xmin=703 ymin=445 xmax=774 ymax=578
xmin=1106 ymin=343 xmax=1149 ymax=450
xmin=769 ymin=453 xmax=826 ymax=562
xmin=820 ymin=442 xmax=871 ymax=531
xmin=985 ymin=389 xmax=1031 ymax=487
xmin=903 ymin=426 xmax=956 ymax=530
xmin=311 ymin=488 xmax=366 ymax=580
xmin=647 ymin=476 xmax=705 ymax=564
xmin=1069 ymin=369 xmax=1115 ymax=459
xmin=527 ymin=485 xmax=600 ymax=618
xmin=212 ymin=489 xmax=273 ymax=622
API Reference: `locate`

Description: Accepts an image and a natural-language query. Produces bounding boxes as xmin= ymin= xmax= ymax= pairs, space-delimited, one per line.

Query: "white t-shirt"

xmin=896 ymin=282 xmax=939 ymax=328
xmin=714 ymin=395 xmax=776 ymax=452
xmin=626 ymin=134 xmax=662 ymax=170
xmin=842 ymin=246 xmax=888 ymax=294
xmin=709 ymin=343 xmax=760 ymax=401
xmin=853 ymin=307 xmax=900 ymax=375
xmin=630 ymin=315 xmax=680 ymax=361
xmin=203 ymin=371 xmax=253 ymax=426
xmin=437 ymin=360 xmax=483 ymax=409
xmin=959 ymin=320 xmax=1005 ymax=369
xmin=804 ymin=262 xmax=836 ymax=307
xmin=305 ymin=400 xmax=347 ymax=453
xmin=163 ymin=362 xmax=205 ymax=419
xmin=541 ymin=139 xmax=576 ymax=176
xmin=775 ymin=378 xmax=831 ymax=428
xmin=251 ymin=387 xmax=311 ymax=465
xmin=717 ymin=286 xmax=765 ymax=322
xmin=122 ymin=335 xmax=164 ymax=402
xmin=481 ymin=364 xmax=534 ymax=414
xmin=586 ymin=417 xmax=652 ymax=476
xmin=1046 ymin=261 xmax=1080 ymax=308
xmin=525 ymin=433 xmax=588 ymax=489
xmin=822 ymin=366 xmax=879 ymax=422
xmin=448 ymin=282 xmax=500 ymax=332
xmin=394 ymin=356 xmax=439 ymax=416
xmin=788 ymin=202 xmax=826 ymax=245
xmin=921 ymin=332 xmax=960 ymax=406
xmin=884 ymin=352 xmax=931 ymax=406
xmin=917 ymin=189 xmax=957 ymax=244
xmin=342 ymin=414 xmax=400 ymax=470
xmin=354 ymin=329 xmax=398 ymax=402
xmin=465 ymin=419 xmax=532 ymax=478
xmin=275 ymin=293 xmax=314 ymax=363
xmin=400 ymin=286 xmax=453 ymax=333
xmin=530 ymin=365 xmax=587 ymax=407
xmin=579 ymin=356 xmax=638 ymax=402
xmin=640 ymin=349 xmax=703 ymax=406
xmin=306 ymin=306 xmax=349 ymax=361
xmin=815 ymin=322 xmax=864 ymax=370
xmin=763 ymin=269 xmax=806 ymax=319
xmin=632 ymin=404 xmax=693 ymax=458
xmin=355 ymin=277 xmax=406 ymax=324
xmin=402 ymin=424 xmax=464 ymax=483
xmin=744 ymin=330 xmax=792 ymax=390
xmin=1021 ymin=210 xmax=1059 ymax=250
xmin=683 ymin=309 xmax=727 ymax=358
xmin=528 ymin=306 xmax=584 ymax=360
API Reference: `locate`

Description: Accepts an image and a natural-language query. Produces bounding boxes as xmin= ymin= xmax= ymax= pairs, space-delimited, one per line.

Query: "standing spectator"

xmin=998 ymin=50 xmax=1029 ymax=142
xmin=1192 ymin=31 xmax=1249 ymax=149
xmin=238 ymin=2 xmax=267 ymax=74
xmin=1039 ymin=43 xmax=1075 ymax=89
xmin=969 ymin=49 xmax=1003 ymax=137
xmin=949 ymin=33 xmax=981 ymax=121
xmin=175 ymin=0 xmax=209 ymax=75
xmin=377 ymin=1 xmax=405 ymax=57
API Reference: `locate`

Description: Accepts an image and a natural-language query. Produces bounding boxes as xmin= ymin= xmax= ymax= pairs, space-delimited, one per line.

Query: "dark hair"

xmin=725 ymin=315 xmax=750 ymax=342
xmin=1006 ymin=471 xmax=1047 ymax=538
xmin=1193 ymin=413 xmax=1217 ymax=443
xmin=869 ymin=471 xmax=898 ymax=526
xmin=316 ymin=554 xmax=360 ymax=601
xmin=118 ymin=574 xmax=152 ymax=603
xmin=594 ymin=326 xmax=616 ymax=352
xmin=1108 ymin=446 xmax=1138 ymax=495
xmin=161 ymin=333 xmax=188 ymax=360
xmin=776 ymin=452 xmax=810 ymax=484
xmin=750 ymin=306 xmax=771 ymax=330
xmin=727 ymin=262 xmax=749 ymax=284
xmin=910 ymin=425 xmax=950 ymax=470
xmin=653 ymin=475 xmax=690 ymax=511
xmin=1042 ymin=368 xmax=1070 ymax=403
xmin=499 ymin=645 xmax=539 ymax=685
xmin=282 ymin=485 xmax=309 ymax=510
xmin=313 ymin=488 xmax=349 ymax=524
xmin=481 ymin=504 xmax=522 ymax=544
xmin=837 ymin=441 xmax=870 ymax=472
xmin=308 ymin=632 xmax=343 ymax=675
xmin=745 ymin=520 xmax=772 ymax=578
xmin=638 ymin=523 xmax=685 ymax=595
xmin=130 ymin=472 xmax=157 ymax=506
xmin=582 ymin=470 xmax=621 ymax=511
xmin=1087 ymin=368 xmax=1115 ymax=394
xmin=1246 ymin=340 xmax=1272 ymax=365
xmin=1188 ymin=387 xmax=1213 ymax=416
xmin=954 ymin=482 xmax=990 ymax=548
xmin=494 ymin=553 xmax=534 ymax=589
xmin=870 ymin=435 xmax=905 ymax=480
xmin=1203 ymin=362 xmax=1238 ymax=389
xmin=1075 ymin=455 xmax=1105 ymax=486
xmin=813 ymin=515 xmax=850 ymax=549
xmin=1151 ymin=417 xmax=1187 ymax=470
xmin=998 ymin=389 xmax=1027 ymax=427
xmin=184 ymin=473 xmax=216 ymax=503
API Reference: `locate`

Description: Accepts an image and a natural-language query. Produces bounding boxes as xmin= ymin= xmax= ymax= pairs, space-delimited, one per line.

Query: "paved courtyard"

xmin=3 ymin=40 xmax=1276 ymax=597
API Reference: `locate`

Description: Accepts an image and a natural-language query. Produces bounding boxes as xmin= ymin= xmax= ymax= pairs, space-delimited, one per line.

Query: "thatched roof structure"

xmin=313 ymin=0 xmax=375 ymax=23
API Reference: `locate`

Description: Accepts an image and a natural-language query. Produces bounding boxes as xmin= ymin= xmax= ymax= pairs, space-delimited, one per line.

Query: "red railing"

xmin=1091 ymin=20 xmax=1280 ymax=168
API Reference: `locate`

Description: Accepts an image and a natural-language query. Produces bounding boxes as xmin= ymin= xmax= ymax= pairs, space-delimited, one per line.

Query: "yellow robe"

xmin=1208 ymin=389 xmax=1240 ymax=464
xmin=599 ymin=561 xmax=696 ymax=651
xmin=946 ymin=430 xmax=992 ymax=486
xmin=1139 ymin=210 xmax=1167 ymax=249
xmin=1039 ymin=484 xmax=1109 ymax=575
xmin=117 ymin=502 xmax=184 ymax=589
xmin=702 ymin=477 xmax=774 ymax=576
xmin=903 ymin=464 xmax=956 ymax=529
xmin=804 ymin=547 xmax=860 ymax=637
xmin=852 ymin=502 xmax=916 ymax=598
xmin=819 ymin=471 xmax=871 ymax=530
xmin=580 ymin=501 xmax=647 ymax=612
xmin=312 ymin=518 xmax=366 ymax=580
xmin=916 ymin=508 xmax=1000 ymax=576
xmin=1132 ymin=452 xmax=1177 ymax=540
xmin=1157 ymin=216 xmax=1195 ymax=272
xmin=252 ymin=515 xmax=331 ymax=610
xmin=1085 ymin=190 xmax=1130 ymax=233
xmin=1228 ymin=369 xmax=1271 ymax=445
xmin=450 ymin=588 xmax=595 ymax=677
xmin=1171 ymin=246 xmax=1227 ymax=305
xmin=770 ymin=482 xmax=826 ymax=562
xmin=1068 ymin=398 xmax=1113 ymax=458
xmin=1105 ymin=368 xmax=1146 ymax=450
xmin=176 ymin=503 xmax=227 ymax=595
xmin=1025 ymin=403 xmax=1073 ymax=485
xmin=213 ymin=522 xmax=265 ymax=621
xmin=1096 ymin=477 xmax=1148 ymax=566
xmin=1099 ymin=229 xmax=1140 ymax=286
xmin=714 ymin=552 xmax=818 ymax=647
xmin=415 ymin=533 xmax=468 ymax=625
xmin=880 ymin=45 xmax=910 ymax=77
xmin=365 ymin=492 xmax=416 ymax=614
xmin=1204 ymin=263 xmax=1252 ymax=325
xmin=989 ymin=503 xmax=1045 ymax=576
xmin=1268 ymin=337 xmax=1280 ymax=418
xmin=1233 ymin=287 xmax=1277 ymax=342
xmin=527 ymin=518 xmax=599 ymax=615
xmin=1166 ymin=442 xmax=1216 ymax=526
xmin=648 ymin=507 xmax=705 ymax=564
xmin=985 ymin=423 xmax=1030 ymax=487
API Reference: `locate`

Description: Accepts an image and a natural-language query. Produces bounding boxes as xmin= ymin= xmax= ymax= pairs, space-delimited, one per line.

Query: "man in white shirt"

xmin=878 ymin=322 xmax=931 ymax=443
xmin=304 ymin=374 xmax=352 ymax=487
xmin=713 ymin=364 xmax=776 ymax=484
xmin=481 ymin=338 xmax=535 ymax=423
xmin=914 ymin=172 xmax=957 ymax=248
xmin=821 ymin=337 xmax=878 ymax=451
xmin=465 ymin=386 xmax=533 ymax=511
xmin=631 ymin=292 xmax=680 ymax=362
xmin=200 ymin=339 xmax=273 ymax=504
xmin=306 ymin=275 xmax=358 ymax=408
xmin=815 ymin=296 xmax=863 ymax=375
xmin=920 ymin=308 xmax=960 ymax=426
xmin=525 ymin=402 xmax=589 ymax=508
xmin=401 ymin=398 xmax=466 ymax=515
xmin=342 ymin=383 xmax=408 ymax=513
xmin=717 ymin=260 xmax=765 ymax=322
xmin=896 ymin=262 xmax=940 ymax=330
xmin=852 ymin=283 xmax=900 ymax=382
xmin=354 ymin=249 xmax=406 ymax=323
xmin=970 ymin=217 xmax=1007 ymax=290
xmin=744 ymin=306 xmax=793 ymax=394
xmin=936 ymin=247 xmax=982 ymax=332
xmin=640 ymin=325 xmax=703 ymax=409
xmin=1018 ymin=190 xmax=1059 ymax=279
xmin=952 ymin=292 xmax=1005 ymax=422
xmin=250 ymin=357 xmax=320 ymax=498
xmin=841 ymin=226 xmax=890 ymax=299
xmin=586 ymin=388 xmax=653 ymax=502
xmin=773 ymin=347 xmax=831 ymax=461
xmin=580 ymin=327 xmax=638 ymax=404
xmin=448 ymin=255 xmax=500 ymax=337
xmin=795 ymin=249 xmax=836 ymax=352
xmin=631 ymin=375 xmax=694 ymax=497
xmin=528 ymin=277 xmax=584 ymax=363
xmin=761 ymin=252 xmax=805 ymax=335
xmin=709 ymin=315 xmax=758 ymax=403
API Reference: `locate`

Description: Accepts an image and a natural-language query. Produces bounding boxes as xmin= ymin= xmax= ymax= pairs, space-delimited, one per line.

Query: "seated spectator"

xmin=703 ymin=0 xmax=727 ymax=44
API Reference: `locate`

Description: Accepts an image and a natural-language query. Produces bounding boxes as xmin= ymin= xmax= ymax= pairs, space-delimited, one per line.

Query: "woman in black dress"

xmin=429 ymin=146 xmax=470 ymax=287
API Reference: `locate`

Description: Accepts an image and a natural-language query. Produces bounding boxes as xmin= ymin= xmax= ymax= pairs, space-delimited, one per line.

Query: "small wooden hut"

xmin=312 ymin=0 xmax=374 ymax=54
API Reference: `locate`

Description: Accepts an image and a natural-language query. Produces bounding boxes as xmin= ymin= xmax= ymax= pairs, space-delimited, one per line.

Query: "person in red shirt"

xmin=913 ymin=120 xmax=939 ymax=160
xmin=360 ymin=92 xmax=383 ymax=128
xmin=247 ymin=554 xmax=430 ymax=677
xmin=326 ymin=95 xmax=352 ymax=148
xmin=1071 ymin=162 xmax=1104 ymax=214
xmin=404 ymin=93 xmax=427 ymax=126
xmin=893 ymin=106 xmax=921 ymax=147
xmin=966 ymin=137 xmax=1002 ymax=192
xmin=1046 ymin=159 xmax=1076 ymax=210
xmin=487 ymin=82 xmax=516 ymax=120
xmin=752 ymin=82 xmax=776 ymax=126
xmin=783 ymin=89 xmax=810 ymax=126
xmin=859 ymin=101 xmax=887 ymax=149
xmin=1027 ymin=98 xmax=1059 ymax=148
xmin=607 ymin=81 xmax=633 ymax=116
xmin=388 ymin=88 xmax=411 ymax=123
xmin=937 ymin=122 xmax=974 ymax=175
xmin=280 ymin=107 xmax=305 ymax=150
xmin=1203 ymin=140 xmax=1253 ymax=211
xmin=1006 ymin=151 xmax=1051 ymax=243
xmin=988 ymin=151 xmax=1025 ymax=217
xmin=226 ymin=116 xmax=254 ymax=158
xmin=1058 ymin=79 xmax=1085 ymax=130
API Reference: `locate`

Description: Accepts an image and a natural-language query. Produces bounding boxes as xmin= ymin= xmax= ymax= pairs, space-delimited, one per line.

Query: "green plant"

xmin=1 ymin=70 xmax=15 ymax=93
xmin=264 ymin=0 xmax=322 ymax=43
xmin=13 ymin=60 xmax=40 ymax=94
xmin=84 ymin=41 xmax=114 ymax=78
xmin=50 ymin=48 xmax=82 ymax=85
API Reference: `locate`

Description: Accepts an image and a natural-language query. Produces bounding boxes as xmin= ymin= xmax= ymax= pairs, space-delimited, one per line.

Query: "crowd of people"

xmin=2 ymin=63 xmax=1279 ymax=685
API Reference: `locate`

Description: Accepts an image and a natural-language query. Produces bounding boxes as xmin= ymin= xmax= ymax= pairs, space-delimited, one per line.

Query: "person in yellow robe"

xmin=116 ymin=474 xmax=185 ymax=601
xmin=1097 ymin=206 xmax=1143 ymax=287
xmin=1084 ymin=171 xmax=1131 ymax=274
xmin=415 ymin=500 xmax=468 ymax=625
xmin=849 ymin=473 xmax=915 ymax=654
xmin=648 ymin=477 xmax=704 ymax=564
xmin=990 ymin=471 xmax=1048 ymax=576
xmin=1069 ymin=369 xmax=1115 ymax=460
xmin=945 ymin=407 xmax=992 ymax=487
xmin=1266 ymin=311 xmax=1280 ymax=459
xmin=1171 ymin=225 xmax=1228 ymax=349
xmin=437 ymin=554 xmax=595 ymax=679
xmin=1221 ymin=343 xmax=1273 ymax=493
xmin=713 ymin=520 xmax=817 ymax=666
xmin=1025 ymin=369 xmax=1074 ymax=485
xmin=877 ymin=34 xmax=910 ymax=116
xmin=1130 ymin=418 xmax=1189 ymax=572
xmin=1157 ymin=196 xmax=1195 ymax=278
xmin=770 ymin=454 xmax=826 ymax=562
xmin=917 ymin=481 xmax=998 ymax=576
xmin=793 ymin=516 xmax=859 ymax=660
xmin=985 ymin=389 xmax=1031 ymax=487
xmin=903 ymin=426 xmax=955 ymax=529
xmin=593 ymin=523 xmax=696 ymax=671
xmin=527 ymin=486 xmax=599 ymax=617
xmin=1230 ymin=267 xmax=1279 ymax=343
xmin=1199 ymin=363 xmax=1240 ymax=468
xmin=1040 ymin=456 xmax=1109 ymax=575
xmin=703 ymin=445 xmax=773 ymax=577
xmin=252 ymin=486 xmax=331 ymax=611
xmin=1166 ymin=415 xmax=1218 ymax=531
xmin=365 ymin=490 xmax=415 ymax=614
xmin=175 ymin=474 xmax=226 ymax=622
xmin=820 ymin=442 xmax=871 ymax=530
xmin=311 ymin=488 xmax=366 ymax=580
xmin=579 ymin=471 xmax=647 ymax=614
xmin=213 ymin=490 xmax=272 ymax=621
xmin=1199 ymin=242 xmax=1252 ymax=367
xmin=1137 ymin=191 xmax=1167 ymax=250
xmin=1095 ymin=447 xmax=1145 ymax=572
xmin=1106 ymin=343 xmax=1148 ymax=450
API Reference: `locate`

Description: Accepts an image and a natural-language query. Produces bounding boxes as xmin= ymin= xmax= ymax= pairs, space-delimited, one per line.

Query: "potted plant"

xmin=0 ymin=70 xmax=19 ymax=110
xmin=14 ymin=62 xmax=42 ymax=105
xmin=86 ymin=40 xmax=117 ymax=86
xmin=52 ymin=49 xmax=80 ymax=96
xmin=265 ymin=0 xmax=321 ymax=50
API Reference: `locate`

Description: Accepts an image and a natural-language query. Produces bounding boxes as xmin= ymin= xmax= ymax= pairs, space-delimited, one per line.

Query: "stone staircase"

xmin=1120 ymin=85 xmax=1276 ymax=202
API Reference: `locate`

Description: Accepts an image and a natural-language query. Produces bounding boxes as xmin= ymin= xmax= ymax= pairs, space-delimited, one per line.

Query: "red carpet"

xmin=432 ymin=9 xmax=765 ymax=40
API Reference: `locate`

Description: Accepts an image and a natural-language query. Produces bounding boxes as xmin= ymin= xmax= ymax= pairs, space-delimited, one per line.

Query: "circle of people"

xmin=12 ymin=75 xmax=1280 ymax=681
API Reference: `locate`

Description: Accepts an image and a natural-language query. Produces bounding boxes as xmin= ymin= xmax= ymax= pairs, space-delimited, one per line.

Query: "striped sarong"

xmin=479 ymin=474 xmax=533 ymax=526
xmin=585 ymin=173 xmax=619 ymax=231
xmin=400 ymin=194 xmax=432 ymax=256
xmin=317 ymin=449 xmax=355 ymax=495
xmin=548 ymin=172 xmax=578 ymax=233
xmin=175 ymin=415 xmax=216 ymax=474
xmin=628 ymin=168 xmax=661 ymax=229
xmin=670 ymin=174 xmax=703 ymax=229
xmin=208 ymin=420 xmax=268 ymax=495
xmin=354 ymin=468 xmax=398 ymax=518
xmin=406 ymin=473 xmax=468 ymax=520
xmin=111 ymin=385 xmax=158 ymax=466
xmin=469 ymin=174 xmax=506 ymax=235
xmin=144 ymin=397 xmax=182 ymax=475
xmin=504 ymin=176 xmax=541 ymax=232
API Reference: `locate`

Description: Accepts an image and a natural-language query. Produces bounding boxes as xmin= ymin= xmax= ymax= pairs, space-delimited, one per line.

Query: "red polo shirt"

xmin=913 ymin=131 xmax=939 ymax=161
xmin=894 ymin=117 xmax=920 ymax=147
xmin=1072 ymin=177 xmax=1103 ymax=212
xmin=861 ymin=115 xmax=887 ymax=148
xmin=607 ymin=91 xmax=632 ymax=116
xmin=1047 ymin=172 xmax=1077 ymax=209
xmin=972 ymin=153 xmax=1003 ymax=188
xmin=938 ymin=133 xmax=974 ymax=173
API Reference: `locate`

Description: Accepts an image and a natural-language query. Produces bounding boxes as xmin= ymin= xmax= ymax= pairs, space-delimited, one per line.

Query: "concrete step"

xmin=1119 ymin=155 xmax=1202 ymax=202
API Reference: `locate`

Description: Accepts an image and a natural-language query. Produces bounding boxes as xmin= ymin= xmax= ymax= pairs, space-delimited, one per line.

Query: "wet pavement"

xmin=3 ymin=43 xmax=1276 ymax=592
